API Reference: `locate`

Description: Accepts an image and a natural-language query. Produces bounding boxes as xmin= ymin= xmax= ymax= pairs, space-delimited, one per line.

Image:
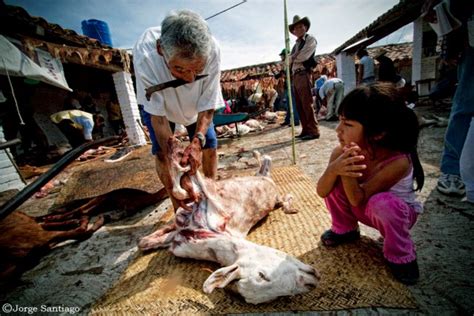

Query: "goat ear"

xmin=203 ymin=263 xmax=240 ymax=293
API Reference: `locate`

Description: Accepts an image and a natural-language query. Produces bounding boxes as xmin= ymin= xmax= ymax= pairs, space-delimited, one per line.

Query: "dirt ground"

xmin=1 ymin=102 xmax=473 ymax=315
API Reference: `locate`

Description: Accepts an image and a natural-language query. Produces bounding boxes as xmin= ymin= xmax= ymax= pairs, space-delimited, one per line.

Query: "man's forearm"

xmin=151 ymin=115 xmax=173 ymax=154
xmin=195 ymin=109 xmax=214 ymax=135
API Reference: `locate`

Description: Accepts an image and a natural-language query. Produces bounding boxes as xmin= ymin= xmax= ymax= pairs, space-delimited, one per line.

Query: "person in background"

xmin=318 ymin=77 xmax=344 ymax=121
xmin=82 ymin=95 xmax=98 ymax=114
xmin=63 ymin=91 xmax=82 ymax=110
xmin=289 ymin=15 xmax=319 ymax=140
xmin=375 ymin=49 xmax=406 ymax=88
xmin=317 ymin=83 xmax=424 ymax=285
xmin=421 ymin=0 xmax=474 ymax=196
xmin=262 ymin=87 xmax=278 ymax=112
xmin=106 ymin=97 xmax=125 ymax=135
xmin=374 ymin=49 xmax=397 ymax=83
xmin=221 ymin=99 xmax=232 ymax=114
xmin=356 ymin=48 xmax=375 ymax=85
xmin=50 ymin=109 xmax=104 ymax=148
xmin=313 ymin=73 xmax=328 ymax=118
xmin=133 ymin=10 xmax=224 ymax=211
xmin=275 ymin=48 xmax=300 ymax=126
xmin=247 ymin=91 xmax=263 ymax=109
xmin=460 ymin=117 xmax=474 ymax=204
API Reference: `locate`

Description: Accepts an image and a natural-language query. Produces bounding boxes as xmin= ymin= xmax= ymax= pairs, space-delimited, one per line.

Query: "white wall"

xmin=336 ymin=52 xmax=357 ymax=94
xmin=112 ymin=72 xmax=147 ymax=146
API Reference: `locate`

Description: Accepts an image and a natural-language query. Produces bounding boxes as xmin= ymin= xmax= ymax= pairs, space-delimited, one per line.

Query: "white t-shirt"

xmin=359 ymin=55 xmax=375 ymax=80
xmin=133 ymin=26 xmax=224 ymax=126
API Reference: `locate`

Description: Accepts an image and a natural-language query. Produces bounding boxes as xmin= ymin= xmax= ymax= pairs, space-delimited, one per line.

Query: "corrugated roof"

xmin=369 ymin=42 xmax=412 ymax=62
xmin=333 ymin=0 xmax=427 ymax=55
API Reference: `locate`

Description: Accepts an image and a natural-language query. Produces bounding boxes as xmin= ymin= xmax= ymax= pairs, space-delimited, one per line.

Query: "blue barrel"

xmin=81 ymin=19 xmax=113 ymax=46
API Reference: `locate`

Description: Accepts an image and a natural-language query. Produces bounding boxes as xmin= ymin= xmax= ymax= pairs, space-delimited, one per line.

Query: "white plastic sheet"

xmin=0 ymin=35 xmax=72 ymax=91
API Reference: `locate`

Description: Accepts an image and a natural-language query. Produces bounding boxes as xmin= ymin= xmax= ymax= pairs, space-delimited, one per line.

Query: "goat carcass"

xmin=244 ymin=119 xmax=264 ymax=131
xmin=0 ymin=211 xmax=103 ymax=283
xmin=1 ymin=188 xmax=167 ymax=283
xmin=139 ymin=137 xmax=319 ymax=304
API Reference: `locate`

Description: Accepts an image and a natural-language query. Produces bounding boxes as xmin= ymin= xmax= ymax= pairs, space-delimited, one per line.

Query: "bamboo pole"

xmin=283 ymin=0 xmax=296 ymax=164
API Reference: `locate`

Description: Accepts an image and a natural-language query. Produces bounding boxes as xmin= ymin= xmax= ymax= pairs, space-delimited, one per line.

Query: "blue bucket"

xmin=81 ymin=19 xmax=113 ymax=46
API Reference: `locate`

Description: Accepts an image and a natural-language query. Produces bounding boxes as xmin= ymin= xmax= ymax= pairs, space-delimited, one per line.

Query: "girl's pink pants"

xmin=324 ymin=180 xmax=418 ymax=264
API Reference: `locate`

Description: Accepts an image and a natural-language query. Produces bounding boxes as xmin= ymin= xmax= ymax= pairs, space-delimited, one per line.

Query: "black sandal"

xmin=386 ymin=259 xmax=419 ymax=285
xmin=320 ymin=229 xmax=360 ymax=247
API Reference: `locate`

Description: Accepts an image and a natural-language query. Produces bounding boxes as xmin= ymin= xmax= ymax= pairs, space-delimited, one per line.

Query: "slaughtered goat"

xmin=0 ymin=188 xmax=167 ymax=283
xmin=139 ymin=137 xmax=320 ymax=304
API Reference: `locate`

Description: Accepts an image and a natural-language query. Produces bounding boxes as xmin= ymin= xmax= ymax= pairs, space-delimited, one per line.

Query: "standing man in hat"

xmin=289 ymin=15 xmax=320 ymax=140
xmin=133 ymin=10 xmax=224 ymax=210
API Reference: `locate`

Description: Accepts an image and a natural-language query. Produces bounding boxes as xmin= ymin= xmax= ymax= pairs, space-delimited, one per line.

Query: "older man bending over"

xmin=133 ymin=10 xmax=224 ymax=210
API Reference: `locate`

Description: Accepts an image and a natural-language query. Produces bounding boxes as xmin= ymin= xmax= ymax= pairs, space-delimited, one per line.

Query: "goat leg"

xmin=47 ymin=216 xmax=90 ymax=247
xmin=41 ymin=218 xmax=82 ymax=231
xmin=47 ymin=215 xmax=104 ymax=247
xmin=280 ymin=194 xmax=298 ymax=214
xmin=138 ymin=222 xmax=177 ymax=251
xmin=40 ymin=196 xmax=105 ymax=223
xmin=76 ymin=195 xmax=107 ymax=216
xmin=34 ymin=205 xmax=75 ymax=222
xmin=34 ymin=207 xmax=68 ymax=222
xmin=40 ymin=209 xmax=82 ymax=222
xmin=88 ymin=215 xmax=105 ymax=232
xmin=171 ymin=162 xmax=191 ymax=200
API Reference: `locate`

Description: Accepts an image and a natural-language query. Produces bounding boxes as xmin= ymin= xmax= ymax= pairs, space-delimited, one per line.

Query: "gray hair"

xmin=160 ymin=10 xmax=212 ymax=60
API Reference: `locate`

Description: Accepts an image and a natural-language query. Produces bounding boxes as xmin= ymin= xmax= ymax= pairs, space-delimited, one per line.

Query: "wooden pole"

xmin=284 ymin=0 xmax=296 ymax=164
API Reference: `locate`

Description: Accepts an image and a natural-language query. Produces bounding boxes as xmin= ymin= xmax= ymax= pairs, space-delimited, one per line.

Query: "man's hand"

xmin=180 ymin=137 xmax=203 ymax=175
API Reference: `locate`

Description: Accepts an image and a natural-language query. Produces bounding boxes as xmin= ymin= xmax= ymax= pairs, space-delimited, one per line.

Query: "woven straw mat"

xmin=91 ymin=165 xmax=417 ymax=314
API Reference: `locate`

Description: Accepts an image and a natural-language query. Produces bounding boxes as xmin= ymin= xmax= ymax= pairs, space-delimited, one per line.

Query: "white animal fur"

xmin=139 ymin=138 xmax=319 ymax=304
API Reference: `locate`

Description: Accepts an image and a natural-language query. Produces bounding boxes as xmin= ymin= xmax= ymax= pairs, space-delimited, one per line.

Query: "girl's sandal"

xmin=320 ymin=229 xmax=360 ymax=247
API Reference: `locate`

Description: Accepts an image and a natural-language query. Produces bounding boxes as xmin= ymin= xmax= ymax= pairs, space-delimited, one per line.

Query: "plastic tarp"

xmin=0 ymin=35 xmax=72 ymax=91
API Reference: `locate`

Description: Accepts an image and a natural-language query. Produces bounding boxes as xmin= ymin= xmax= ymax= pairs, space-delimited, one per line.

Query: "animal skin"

xmin=139 ymin=137 xmax=320 ymax=304
xmin=0 ymin=188 xmax=167 ymax=283
xmin=0 ymin=211 xmax=103 ymax=283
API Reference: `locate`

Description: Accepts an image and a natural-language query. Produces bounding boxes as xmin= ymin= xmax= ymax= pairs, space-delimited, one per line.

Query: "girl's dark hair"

xmin=338 ymin=82 xmax=424 ymax=190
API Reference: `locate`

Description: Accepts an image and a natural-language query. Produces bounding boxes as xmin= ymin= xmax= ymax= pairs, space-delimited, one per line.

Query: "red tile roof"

xmin=221 ymin=43 xmax=412 ymax=83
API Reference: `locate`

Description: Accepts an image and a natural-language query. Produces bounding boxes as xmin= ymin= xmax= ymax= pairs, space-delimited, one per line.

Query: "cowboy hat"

xmin=289 ymin=15 xmax=310 ymax=33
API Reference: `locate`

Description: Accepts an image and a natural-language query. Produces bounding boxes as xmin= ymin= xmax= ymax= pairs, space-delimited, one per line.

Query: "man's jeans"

xmin=461 ymin=117 xmax=474 ymax=202
xmin=441 ymin=46 xmax=474 ymax=175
